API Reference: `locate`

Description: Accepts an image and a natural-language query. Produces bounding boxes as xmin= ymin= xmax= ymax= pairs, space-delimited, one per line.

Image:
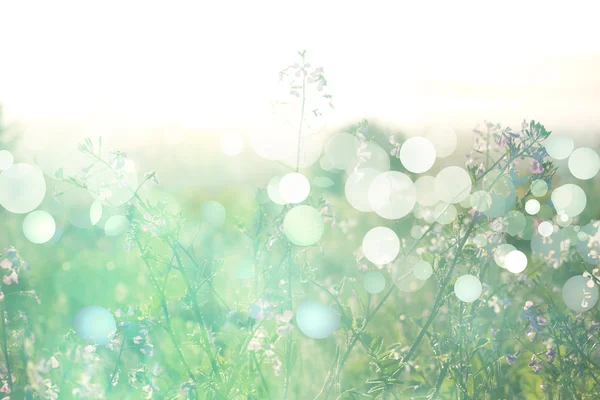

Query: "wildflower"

xmin=249 ymin=299 xmax=274 ymax=321
xmin=488 ymin=296 xmax=503 ymax=314
xmin=506 ymin=351 xmax=519 ymax=365
xmin=273 ymin=358 xmax=282 ymax=376
xmin=4 ymin=247 xmax=17 ymax=260
xmin=2 ymin=271 xmax=18 ymax=285
xmin=521 ymin=301 xmax=546 ymax=340
xmin=142 ymin=384 xmax=153 ymax=399
xmin=247 ymin=326 xmax=268 ymax=351
xmin=275 ymin=310 xmax=294 ymax=336
xmin=528 ymin=354 xmax=543 ymax=373
xmin=546 ymin=347 xmax=555 ymax=364
xmin=140 ymin=343 xmax=154 ymax=356
xmin=107 ymin=370 xmax=119 ymax=387
xmin=530 ymin=158 xmax=544 ymax=174
xmin=181 ymin=381 xmax=196 ymax=395
xmin=144 ymin=171 xmax=159 ymax=185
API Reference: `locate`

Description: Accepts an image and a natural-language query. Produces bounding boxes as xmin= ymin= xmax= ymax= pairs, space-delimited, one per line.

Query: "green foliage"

xmin=1 ymin=55 xmax=600 ymax=400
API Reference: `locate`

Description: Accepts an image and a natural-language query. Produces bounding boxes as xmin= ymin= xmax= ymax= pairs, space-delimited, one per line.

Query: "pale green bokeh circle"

xmin=435 ymin=166 xmax=472 ymax=204
xmin=345 ymin=141 xmax=390 ymax=172
xmin=0 ymin=150 xmax=14 ymax=170
xmin=0 ymin=163 xmax=46 ymax=214
xmin=470 ymin=190 xmax=492 ymax=212
xmin=75 ymin=306 xmax=117 ymax=346
xmin=22 ymin=210 xmax=56 ymax=244
xmin=200 ymin=200 xmax=226 ymax=228
xmin=530 ymin=179 xmax=548 ymax=197
xmin=525 ymin=199 xmax=540 ymax=215
xmin=494 ymin=244 xmax=516 ymax=267
xmin=283 ymin=205 xmax=324 ymax=246
xmin=368 ymin=171 xmax=416 ymax=220
xmin=505 ymin=211 xmax=526 ymax=236
xmin=324 ymin=133 xmax=360 ymax=170
xmin=413 ymin=260 xmax=433 ymax=280
xmin=562 ymin=275 xmax=598 ymax=312
xmin=414 ymin=176 xmax=439 ymax=207
xmin=454 ymin=274 xmax=482 ymax=303
xmin=104 ymin=215 xmax=130 ymax=236
xmin=410 ymin=225 xmax=424 ymax=239
xmin=363 ymin=271 xmax=386 ymax=294
xmin=267 ymin=175 xmax=287 ymax=205
xmin=400 ymin=137 xmax=436 ymax=173
xmin=568 ymin=148 xmax=600 ymax=180
xmin=473 ymin=234 xmax=488 ymax=248
xmin=544 ymin=135 xmax=574 ymax=160
xmin=90 ymin=201 xmax=103 ymax=226
xmin=389 ymin=255 xmax=428 ymax=292
xmin=362 ymin=226 xmax=400 ymax=265
xmin=504 ymin=250 xmax=527 ymax=274
xmin=551 ymin=184 xmax=586 ymax=217
xmin=296 ymin=300 xmax=340 ymax=339
xmin=345 ymin=168 xmax=380 ymax=212
xmin=433 ymin=203 xmax=457 ymax=225
xmin=279 ymin=172 xmax=310 ymax=204
xmin=557 ymin=213 xmax=572 ymax=227
xmin=319 ymin=155 xmax=334 ymax=171
xmin=518 ymin=216 xmax=536 ymax=241
xmin=538 ymin=221 xmax=554 ymax=237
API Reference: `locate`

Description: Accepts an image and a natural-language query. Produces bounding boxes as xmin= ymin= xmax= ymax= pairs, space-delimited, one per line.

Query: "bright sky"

xmin=2 ymin=0 xmax=600 ymax=147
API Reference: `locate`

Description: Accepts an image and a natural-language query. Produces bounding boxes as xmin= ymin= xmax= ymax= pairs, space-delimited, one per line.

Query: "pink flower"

xmin=2 ymin=271 xmax=18 ymax=285
xmin=530 ymin=159 xmax=544 ymax=174
xmin=0 ymin=382 xmax=10 ymax=394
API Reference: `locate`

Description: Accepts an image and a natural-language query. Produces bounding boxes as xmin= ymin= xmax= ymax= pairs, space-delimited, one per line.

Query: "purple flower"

xmin=529 ymin=355 xmax=543 ymax=373
xmin=546 ymin=347 xmax=555 ymax=364
xmin=506 ymin=352 xmax=519 ymax=365
xmin=530 ymin=159 xmax=544 ymax=174
xmin=521 ymin=302 xmax=546 ymax=340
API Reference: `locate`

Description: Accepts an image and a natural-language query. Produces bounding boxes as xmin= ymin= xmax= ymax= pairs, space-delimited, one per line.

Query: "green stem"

xmin=403 ymin=217 xmax=477 ymax=365
xmin=135 ymin=239 xmax=198 ymax=385
xmin=284 ymin=252 xmax=293 ymax=400
xmin=252 ymin=352 xmax=271 ymax=399
xmin=170 ymin=244 xmax=225 ymax=394
xmin=106 ymin=336 xmax=125 ymax=394
xmin=296 ymin=53 xmax=307 ymax=172
xmin=0 ymin=302 xmax=12 ymax=393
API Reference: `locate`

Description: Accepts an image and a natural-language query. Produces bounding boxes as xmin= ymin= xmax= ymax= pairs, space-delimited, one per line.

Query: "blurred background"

xmin=2 ymin=0 xmax=600 ymax=189
xmin=2 ymin=2 xmax=600 ymax=397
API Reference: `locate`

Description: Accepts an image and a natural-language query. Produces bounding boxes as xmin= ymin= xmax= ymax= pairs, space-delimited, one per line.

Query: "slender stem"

xmin=283 ymin=252 xmax=293 ymax=400
xmin=403 ymin=217 xmax=478 ymax=365
xmin=170 ymin=244 xmax=225 ymax=392
xmin=252 ymin=352 xmax=271 ymax=399
xmin=135 ymin=239 xmax=197 ymax=385
xmin=0 ymin=302 xmax=13 ymax=393
xmin=296 ymin=53 xmax=307 ymax=172
xmin=106 ymin=336 xmax=125 ymax=394
xmin=176 ymin=243 xmax=230 ymax=312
